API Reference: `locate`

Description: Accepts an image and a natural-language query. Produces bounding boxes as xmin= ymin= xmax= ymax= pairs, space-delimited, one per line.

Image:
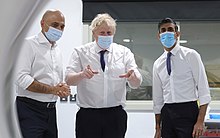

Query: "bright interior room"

xmin=1 ymin=0 xmax=220 ymax=138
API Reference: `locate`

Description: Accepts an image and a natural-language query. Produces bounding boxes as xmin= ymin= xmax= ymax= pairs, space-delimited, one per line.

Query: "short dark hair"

xmin=158 ymin=17 xmax=178 ymax=32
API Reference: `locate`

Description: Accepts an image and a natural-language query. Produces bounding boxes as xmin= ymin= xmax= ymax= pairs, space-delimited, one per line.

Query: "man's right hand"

xmin=154 ymin=128 xmax=161 ymax=138
xmin=80 ymin=65 xmax=98 ymax=79
xmin=53 ymin=83 xmax=71 ymax=97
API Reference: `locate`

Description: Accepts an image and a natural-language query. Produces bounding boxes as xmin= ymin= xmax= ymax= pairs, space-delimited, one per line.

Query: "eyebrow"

xmin=160 ymin=27 xmax=175 ymax=32
xmin=51 ymin=22 xmax=65 ymax=26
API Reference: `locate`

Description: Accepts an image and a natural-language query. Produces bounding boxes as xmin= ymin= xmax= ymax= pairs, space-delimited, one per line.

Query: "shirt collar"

xmin=37 ymin=32 xmax=57 ymax=48
xmin=163 ymin=43 xmax=180 ymax=56
xmin=94 ymin=41 xmax=112 ymax=53
xmin=170 ymin=43 xmax=180 ymax=56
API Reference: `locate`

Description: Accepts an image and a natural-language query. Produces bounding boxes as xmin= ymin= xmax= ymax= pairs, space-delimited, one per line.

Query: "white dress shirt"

xmin=153 ymin=44 xmax=211 ymax=114
xmin=66 ymin=42 xmax=142 ymax=108
xmin=16 ymin=32 xmax=63 ymax=102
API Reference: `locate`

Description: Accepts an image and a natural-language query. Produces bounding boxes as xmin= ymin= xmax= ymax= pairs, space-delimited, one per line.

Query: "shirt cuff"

xmin=19 ymin=76 xmax=34 ymax=90
xmin=153 ymin=104 xmax=164 ymax=114
xmin=199 ymin=94 xmax=211 ymax=106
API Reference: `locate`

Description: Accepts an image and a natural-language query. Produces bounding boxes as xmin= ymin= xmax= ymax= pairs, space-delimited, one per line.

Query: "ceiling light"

xmin=179 ymin=40 xmax=188 ymax=43
xmin=123 ymin=38 xmax=131 ymax=43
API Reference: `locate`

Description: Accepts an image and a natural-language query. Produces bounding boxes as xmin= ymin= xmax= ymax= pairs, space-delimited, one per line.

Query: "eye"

xmin=160 ymin=28 xmax=166 ymax=33
xmin=99 ymin=31 xmax=105 ymax=35
xmin=60 ymin=25 xmax=65 ymax=30
xmin=50 ymin=22 xmax=65 ymax=30
xmin=50 ymin=22 xmax=59 ymax=28
xmin=167 ymin=27 xmax=175 ymax=32
xmin=107 ymin=31 xmax=112 ymax=35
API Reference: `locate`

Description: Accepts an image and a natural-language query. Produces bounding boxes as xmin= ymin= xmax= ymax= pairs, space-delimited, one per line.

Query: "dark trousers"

xmin=76 ymin=105 xmax=127 ymax=138
xmin=161 ymin=101 xmax=199 ymax=138
xmin=16 ymin=97 xmax=58 ymax=138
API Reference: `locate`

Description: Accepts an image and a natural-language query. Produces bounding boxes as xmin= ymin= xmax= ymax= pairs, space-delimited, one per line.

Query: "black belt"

xmin=80 ymin=105 xmax=122 ymax=111
xmin=17 ymin=96 xmax=56 ymax=108
xmin=164 ymin=101 xmax=197 ymax=106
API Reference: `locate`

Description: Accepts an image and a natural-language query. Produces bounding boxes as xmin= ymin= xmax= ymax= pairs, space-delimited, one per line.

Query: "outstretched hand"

xmin=119 ymin=70 xmax=134 ymax=79
xmin=81 ymin=65 xmax=98 ymax=79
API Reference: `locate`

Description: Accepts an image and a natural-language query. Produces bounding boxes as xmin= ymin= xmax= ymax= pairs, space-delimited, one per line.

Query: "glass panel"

xmin=114 ymin=21 xmax=220 ymax=101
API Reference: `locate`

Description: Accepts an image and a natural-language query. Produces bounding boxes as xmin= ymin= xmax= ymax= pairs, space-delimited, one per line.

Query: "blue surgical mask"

xmin=160 ymin=32 xmax=176 ymax=48
xmin=45 ymin=26 xmax=63 ymax=42
xmin=97 ymin=36 xmax=113 ymax=49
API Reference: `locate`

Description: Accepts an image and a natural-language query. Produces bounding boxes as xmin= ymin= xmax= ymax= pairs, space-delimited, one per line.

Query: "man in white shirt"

xmin=153 ymin=17 xmax=211 ymax=138
xmin=16 ymin=9 xmax=70 ymax=138
xmin=65 ymin=13 xmax=142 ymax=138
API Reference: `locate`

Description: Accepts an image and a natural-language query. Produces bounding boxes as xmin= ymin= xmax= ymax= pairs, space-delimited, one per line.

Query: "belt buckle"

xmin=46 ymin=103 xmax=55 ymax=108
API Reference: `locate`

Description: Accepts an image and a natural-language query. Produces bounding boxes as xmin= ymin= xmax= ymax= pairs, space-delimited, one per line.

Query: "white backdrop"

xmin=0 ymin=0 xmax=48 ymax=137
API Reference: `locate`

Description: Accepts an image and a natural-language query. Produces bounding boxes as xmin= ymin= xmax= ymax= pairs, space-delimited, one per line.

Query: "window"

xmin=83 ymin=21 xmax=220 ymax=110
xmin=114 ymin=23 xmax=158 ymax=101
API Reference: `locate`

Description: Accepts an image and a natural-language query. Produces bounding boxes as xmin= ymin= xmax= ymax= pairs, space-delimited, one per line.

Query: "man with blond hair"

xmin=65 ymin=13 xmax=142 ymax=138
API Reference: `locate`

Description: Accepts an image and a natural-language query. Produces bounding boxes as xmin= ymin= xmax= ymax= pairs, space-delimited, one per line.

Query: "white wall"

xmin=126 ymin=112 xmax=155 ymax=138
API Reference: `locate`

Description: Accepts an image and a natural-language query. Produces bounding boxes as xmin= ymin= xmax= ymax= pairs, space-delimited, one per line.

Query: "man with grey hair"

xmin=16 ymin=9 xmax=70 ymax=138
xmin=65 ymin=13 xmax=142 ymax=138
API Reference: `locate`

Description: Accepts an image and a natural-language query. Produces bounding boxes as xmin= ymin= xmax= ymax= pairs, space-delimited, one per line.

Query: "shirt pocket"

xmin=109 ymin=62 xmax=126 ymax=78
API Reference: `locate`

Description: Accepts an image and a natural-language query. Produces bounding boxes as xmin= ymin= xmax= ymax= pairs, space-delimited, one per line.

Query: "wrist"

xmin=79 ymin=71 xmax=86 ymax=79
xmin=50 ymin=86 xmax=57 ymax=95
xmin=155 ymin=124 xmax=161 ymax=130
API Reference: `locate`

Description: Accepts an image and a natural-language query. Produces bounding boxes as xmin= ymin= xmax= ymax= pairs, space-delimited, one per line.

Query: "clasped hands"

xmin=53 ymin=83 xmax=71 ymax=98
xmin=80 ymin=65 xmax=135 ymax=79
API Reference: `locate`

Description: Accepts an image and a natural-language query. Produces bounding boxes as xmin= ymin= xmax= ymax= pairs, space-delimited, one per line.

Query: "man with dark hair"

xmin=158 ymin=17 xmax=178 ymax=32
xmin=153 ymin=17 xmax=211 ymax=138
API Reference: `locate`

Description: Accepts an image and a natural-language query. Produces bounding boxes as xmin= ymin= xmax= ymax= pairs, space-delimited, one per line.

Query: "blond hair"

xmin=90 ymin=13 xmax=116 ymax=34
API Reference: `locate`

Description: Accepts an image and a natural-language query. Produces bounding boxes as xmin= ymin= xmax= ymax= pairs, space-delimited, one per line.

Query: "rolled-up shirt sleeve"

xmin=65 ymin=49 xmax=81 ymax=74
xmin=16 ymin=39 xmax=35 ymax=90
xmin=189 ymin=50 xmax=211 ymax=105
xmin=153 ymin=62 xmax=164 ymax=114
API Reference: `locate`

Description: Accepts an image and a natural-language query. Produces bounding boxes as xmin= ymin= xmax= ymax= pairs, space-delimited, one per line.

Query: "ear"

xmin=176 ymin=31 xmax=180 ymax=38
xmin=40 ymin=20 xmax=44 ymax=27
xmin=157 ymin=32 xmax=160 ymax=40
xmin=92 ymin=31 xmax=98 ymax=42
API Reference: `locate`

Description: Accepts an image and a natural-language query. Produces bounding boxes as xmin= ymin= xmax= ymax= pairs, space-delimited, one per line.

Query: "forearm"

xmin=155 ymin=114 xmax=161 ymax=129
xmin=65 ymin=72 xmax=84 ymax=86
xmin=197 ymin=104 xmax=208 ymax=123
xmin=26 ymin=80 xmax=55 ymax=94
